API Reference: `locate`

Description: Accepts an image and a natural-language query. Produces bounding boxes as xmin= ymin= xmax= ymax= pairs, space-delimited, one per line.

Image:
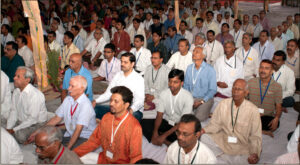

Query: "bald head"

xmin=233 ymin=79 xmax=248 ymax=90
xmin=232 ymin=79 xmax=249 ymax=103
xmin=69 ymin=53 xmax=82 ymax=72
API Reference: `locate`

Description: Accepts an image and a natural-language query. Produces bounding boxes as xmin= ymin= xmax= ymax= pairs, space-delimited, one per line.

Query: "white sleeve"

xmin=6 ymin=92 xmax=18 ymax=129
xmin=95 ymin=73 xmax=119 ymax=103
xmin=130 ymin=76 xmax=145 ymax=112
xmin=1 ymin=128 xmax=23 ymax=164
xmin=283 ymin=70 xmax=296 ymax=98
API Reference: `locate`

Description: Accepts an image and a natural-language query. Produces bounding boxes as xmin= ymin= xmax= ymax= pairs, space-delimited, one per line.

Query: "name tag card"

xmin=258 ymin=108 xmax=264 ymax=114
xmin=106 ymin=150 xmax=113 ymax=159
xmin=228 ymin=136 xmax=237 ymax=143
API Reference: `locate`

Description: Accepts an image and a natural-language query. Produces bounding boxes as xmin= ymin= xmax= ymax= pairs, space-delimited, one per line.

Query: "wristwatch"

xmin=200 ymin=100 xmax=205 ymax=104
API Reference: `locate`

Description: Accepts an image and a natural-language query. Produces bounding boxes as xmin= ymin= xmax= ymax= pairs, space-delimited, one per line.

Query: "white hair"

xmin=71 ymin=75 xmax=87 ymax=90
xmin=17 ymin=66 xmax=35 ymax=83
xmin=36 ymin=125 xmax=63 ymax=143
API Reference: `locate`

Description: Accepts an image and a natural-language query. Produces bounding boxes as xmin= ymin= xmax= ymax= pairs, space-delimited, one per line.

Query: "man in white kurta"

xmin=230 ymin=19 xmax=245 ymax=49
xmin=204 ymin=11 xmax=220 ymax=35
xmin=253 ymin=30 xmax=275 ymax=61
xmin=1 ymin=128 xmax=23 ymax=164
xmin=269 ymin=27 xmax=284 ymax=51
xmin=1 ymin=71 xmax=11 ymax=121
xmin=16 ymin=36 xmax=34 ymax=68
xmin=205 ymin=30 xmax=224 ymax=65
xmin=48 ymin=31 xmax=61 ymax=53
xmin=178 ymin=21 xmax=194 ymax=45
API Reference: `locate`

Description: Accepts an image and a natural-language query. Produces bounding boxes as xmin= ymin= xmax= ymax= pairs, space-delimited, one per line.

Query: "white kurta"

xmin=1 ymin=128 xmax=23 ymax=164
xmin=1 ymin=71 xmax=11 ymax=119
xmin=85 ymin=37 xmax=107 ymax=60
xmin=272 ymin=64 xmax=296 ymax=98
xmin=18 ymin=45 xmax=34 ymax=67
xmin=167 ymin=51 xmax=193 ymax=73
xmin=269 ymin=37 xmax=284 ymax=51
xmin=130 ymin=47 xmax=152 ymax=75
xmin=204 ymin=40 xmax=224 ymax=65
xmin=230 ymin=29 xmax=245 ymax=49
xmin=178 ymin=30 xmax=194 ymax=45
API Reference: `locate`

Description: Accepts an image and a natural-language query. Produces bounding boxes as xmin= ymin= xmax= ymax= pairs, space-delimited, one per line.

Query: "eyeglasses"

xmin=175 ymin=130 xmax=195 ymax=137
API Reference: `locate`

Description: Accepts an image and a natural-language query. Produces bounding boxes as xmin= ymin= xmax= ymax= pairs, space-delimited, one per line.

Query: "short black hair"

xmin=180 ymin=20 xmax=188 ymax=26
xmin=152 ymin=30 xmax=162 ymax=37
xmin=168 ymin=69 xmax=184 ymax=82
xmin=135 ymin=158 xmax=159 ymax=164
xmin=178 ymin=38 xmax=189 ymax=46
xmin=261 ymin=59 xmax=273 ymax=68
xmin=260 ymin=30 xmax=269 ymax=37
xmin=274 ymin=50 xmax=287 ymax=61
xmin=152 ymin=51 xmax=163 ymax=59
xmin=111 ymin=86 xmax=133 ymax=107
xmin=53 ymin=17 xmax=61 ymax=24
xmin=116 ymin=19 xmax=126 ymax=29
xmin=234 ymin=19 xmax=242 ymax=25
xmin=18 ymin=28 xmax=27 ymax=34
xmin=192 ymin=8 xmax=198 ymax=12
xmin=206 ymin=10 xmax=214 ymax=16
xmin=133 ymin=18 xmax=141 ymax=23
xmin=104 ymin=43 xmax=116 ymax=52
xmin=180 ymin=114 xmax=201 ymax=133
xmin=17 ymin=35 xmax=28 ymax=45
xmin=121 ymin=52 xmax=136 ymax=63
xmin=207 ymin=30 xmax=215 ymax=36
xmin=287 ymin=39 xmax=298 ymax=47
xmin=64 ymin=31 xmax=74 ymax=41
xmin=134 ymin=34 xmax=144 ymax=42
xmin=2 ymin=24 xmax=10 ymax=32
xmin=71 ymin=25 xmax=80 ymax=32
xmin=152 ymin=15 xmax=160 ymax=20
xmin=222 ymin=23 xmax=230 ymax=28
xmin=168 ymin=26 xmax=177 ymax=33
xmin=196 ymin=18 xmax=204 ymax=22
xmin=48 ymin=31 xmax=56 ymax=37
xmin=6 ymin=41 xmax=18 ymax=52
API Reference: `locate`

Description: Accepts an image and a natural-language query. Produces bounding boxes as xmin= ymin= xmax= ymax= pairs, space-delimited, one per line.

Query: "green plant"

xmin=46 ymin=50 xmax=61 ymax=92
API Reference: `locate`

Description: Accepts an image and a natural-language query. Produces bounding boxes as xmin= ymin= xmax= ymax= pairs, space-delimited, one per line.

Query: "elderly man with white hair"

xmin=27 ymin=75 xmax=97 ymax=150
xmin=190 ymin=32 xmax=207 ymax=53
xmin=5 ymin=66 xmax=47 ymax=144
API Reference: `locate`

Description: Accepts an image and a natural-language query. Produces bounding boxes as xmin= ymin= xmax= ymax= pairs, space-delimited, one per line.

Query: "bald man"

xmin=269 ymin=27 xmax=284 ymax=51
xmin=201 ymin=79 xmax=262 ymax=164
xmin=62 ymin=53 xmax=93 ymax=102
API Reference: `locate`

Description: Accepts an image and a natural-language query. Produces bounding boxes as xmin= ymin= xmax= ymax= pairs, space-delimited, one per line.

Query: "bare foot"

xmin=282 ymin=107 xmax=288 ymax=113
xmin=262 ymin=130 xmax=274 ymax=137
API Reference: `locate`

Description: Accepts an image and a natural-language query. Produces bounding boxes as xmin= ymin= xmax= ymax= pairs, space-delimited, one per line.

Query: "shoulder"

xmin=248 ymin=77 xmax=259 ymax=86
xmin=180 ymin=88 xmax=193 ymax=98
xmin=168 ymin=140 xmax=179 ymax=151
xmin=160 ymin=89 xmax=170 ymax=97
xmin=283 ymin=65 xmax=295 ymax=75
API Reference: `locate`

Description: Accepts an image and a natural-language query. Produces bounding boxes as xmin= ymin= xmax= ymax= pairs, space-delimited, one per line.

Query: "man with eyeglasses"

xmin=201 ymin=79 xmax=262 ymax=164
xmin=164 ymin=114 xmax=216 ymax=164
xmin=35 ymin=126 xmax=82 ymax=164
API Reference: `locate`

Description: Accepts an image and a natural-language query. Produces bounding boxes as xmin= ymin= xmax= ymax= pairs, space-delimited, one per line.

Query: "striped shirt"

xmin=247 ymin=78 xmax=282 ymax=117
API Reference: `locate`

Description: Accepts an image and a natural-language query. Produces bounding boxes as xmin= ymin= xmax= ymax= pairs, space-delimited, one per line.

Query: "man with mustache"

xmin=248 ymin=60 xmax=283 ymax=137
xmin=285 ymin=39 xmax=299 ymax=92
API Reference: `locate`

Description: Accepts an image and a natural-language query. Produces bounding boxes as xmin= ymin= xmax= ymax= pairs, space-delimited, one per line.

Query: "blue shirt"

xmin=164 ymin=18 xmax=175 ymax=30
xmin=73 ymin=35 xmax=84 ymax=52
xmin=183 ymin=62 xmax=217 ymax=102
xmin=164 ymin=34 xmax=184 ymax=55
xmin=63 ymin=65 xmax=93 ymax=101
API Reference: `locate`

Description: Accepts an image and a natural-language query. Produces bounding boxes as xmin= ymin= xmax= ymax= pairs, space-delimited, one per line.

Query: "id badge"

xmin=228 ymin=136 xmax=237 ymax=143
xmin=150 ymin=88 xmax=155 ymax=93
xmin=106 ymin=150 xmax=113 ymax=159
xmin=258 ymin=108 xmax=264 ymax=114
xmin=168 ymin=120 xmax=175 ymax=126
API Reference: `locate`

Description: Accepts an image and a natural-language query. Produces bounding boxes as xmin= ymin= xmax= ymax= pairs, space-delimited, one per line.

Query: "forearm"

xmin=93 ymin=76 xmax=105 ymax=81
xmin=153 ymin=112 xmax=163 ymax=134
xmin=274 ymin=103 xmax=282 ymax=119
xmin=61 ymin=90 xmax=67 ymax=102
xmin=67 ymin=125 xmax=83 ymax=149
xmin=162 ymin=124 xmax=178 ymax=138
xmin=46 ymin=116 xmax=62 ymax=126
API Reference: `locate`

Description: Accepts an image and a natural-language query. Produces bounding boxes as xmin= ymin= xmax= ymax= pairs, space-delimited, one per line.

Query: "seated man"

xmin=143 ymin=51 xmax=170 ymax=118
xmin=272 ymin=50 xmax=296 ymax=111
xmin=93 ymin=43 xmax=121 ymax=83
xmin=35 ymin=126 xmax=83 ymax=164
xmin=5 ymin=67 xmax=47 ymax=144
xmin=16 ymin=35 xmax=34 ymax=70
xmin=253 ymin=30 xmax=275 ymax=62
xmin=201 ymin=79 xmax=262 ymax=164
xmin=93 ymin=52 xmax=144 ymax=122
xmin=285 ymin=39 xmax=299 ymax=92
xmin=142 ymin=69 xmax=193 ymax=145
xmin=213 ymin=41 xmax=244 ymax=112
xmin=60 ymin=31 xmax=80 ymax=69
xmin=164 ymin=114 xmax=216 ymax=164
xmin=28 ymin=75 xmax=97 ymax=149
xmin=248 ymin=60 xmax=283 ymax=137
xmin=1 ymin=71 xmax=11 ymax=121
xmin=74 ymin=86 xmax=142 ymax=164
xmin=183 ymin=46 xmax=217 ymax=121
xmin=61 ymin=53 xmax=93 ymax=102
xmin=129 ymin=35 xmax=152 ymax=75
xmin=1 ymin=127 xmax=23 ymax=164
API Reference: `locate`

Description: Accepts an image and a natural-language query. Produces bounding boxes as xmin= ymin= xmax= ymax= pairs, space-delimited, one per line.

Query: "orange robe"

xmin=73 ymin=112 xmax=142 ymax=164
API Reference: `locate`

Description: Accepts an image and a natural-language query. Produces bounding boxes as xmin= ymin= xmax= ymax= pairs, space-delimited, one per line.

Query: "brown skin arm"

xmin=61 ymin=89 xmax=68 ymax=102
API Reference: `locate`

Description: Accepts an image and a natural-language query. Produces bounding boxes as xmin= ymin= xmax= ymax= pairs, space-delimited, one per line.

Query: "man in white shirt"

xmin=94 ymin=43 xmax=121 ymax=83
xmin=1 ymin=24 xmax=15 ymax=47
xmin=287 ymin=15 xmax=299 ymax=40
xmin=253 ymin=30 xmax=275 ymax=61
xmin=205 ymin=30 xmax=224 ymax=65
xmin=242 ymin=14 xmax=254 ymax=35
xmin=277 ymin=25 xmax=289 ymax=50
xmin=16 ymin=35 xmax=34 ymax=69
xmin=76 ymin=21 xmax=87 ymax=42
xmin=47 ymin=31 xmax=61 ymax=53
xmin=285 ymin=39 xmax=299 ymax=91
xmin=28 ymin=75 xmax=97 ymax=149
xmin=130 ymin=35 xmax=151 ymax=75
xmin=252 ymin=15 xmax=263 ymax=44
xmin=178 ymin=20 xmax=193 ymax=45
xmin=143 ymin=69 xmax=193 ymax=146
xmin=269 ymin=27 xmax=284 ymax=51
xmin=1 ymin=71 xmax=11 ymax=122
xmin=167 ymin=38 xmax=193 ymax=72
xmin=1 ymin=128 xmax=23 ymax=164
xmin=93 ymin=52 xmax=144 ymax=122
xmin=128 ymin=18 xmax=147 ymax=47
xmin=213 ymin=41 xmax=244 ymax=112
xmin=192 ymin=18 xmax=207 ymax=38
xmin=71 ymin=25 xmax=84 ymax=52
xmin=236 ymin=33 xmax=260 ymax=81
xmin=50 ymin=23 xmax=64 ymax=47
xmin=6 ymin=67 xmax=47 ymax=143
xmin=272 ymin=50 xmax=296 ymax=111
xmin=164 ymin=114 xmax=216 ymax=164
xmin=223 ymin=12 xmax=234 ymax=30
xmin=220 ymin=2 xmax=233 ymax=17
xmin=204 ymin=11 xmax=220 ymax=35
xmin=230 ymin=19 xmax=245 ymax=48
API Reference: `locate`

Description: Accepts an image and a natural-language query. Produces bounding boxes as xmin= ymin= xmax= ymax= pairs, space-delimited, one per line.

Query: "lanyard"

xmin=134 ymin=49 xmax=142 ymax=64
xmin=243 ymin=24 xmax=249 ymax=32
xmin=224 ymin=55 xmax=236 ymax=68
xmin=209 ymin=41 xmax=215 ymax=55
xmin=231 ymin=99 xmax=240 ymax=133
xmin=53 ymin=146 xmax=65 ymax=164
xmin=64 ymin=47 xmax=71 ymax=61
xmin=106 ymin=57 xmax=115 ymax=80
xmin=253 ymin=24 xmax=258 ymax=34
xmin=242 ymin=47 xmax=251 ymax=64
xmin=272 ymin=72 xmax=281 ymax=82
xmin=178 ymin=141 xmax=200 ymax=164
xmin=70 ymin=103 xmax=79 ymax=119
xmin=259 ymin=44 xmax=266 ymax=58
xmin=233 ymin=30 xmax=241 ymax=42
xmin=74 ymin=36 xmax=79 ymax=45
xmin=170 ymin=90 xmax=181 ymax=115
xmin=286 ymin=57 xmax=298 ymax=67
xmin=259 ymin=79 xmax=271 ymax=104
xmin=152 ymin=65 xmax=161 ymax=84
xmin=192 ymin=64 xmax=202 ymax=86
xmin=111 ymin=112 xmax=129 ymax=146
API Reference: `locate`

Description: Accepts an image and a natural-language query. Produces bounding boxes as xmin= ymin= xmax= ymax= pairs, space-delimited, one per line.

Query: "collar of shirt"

xmin=17 ymin=83 xmax=34 ymax=95
xmin=134 ymin=47 xmax=143 ymax=54
xmin=67 ymin=93 xmax=86 ymax=106
xmin=51 ymin=145 xmax=64 ymax=164
xmin=71 ymin=65 xmax=85 ymax=76
xmin=18 ymin=46 xmax=27 ymax=53
xmin=179 ymin=140 xmax=199 ymax=163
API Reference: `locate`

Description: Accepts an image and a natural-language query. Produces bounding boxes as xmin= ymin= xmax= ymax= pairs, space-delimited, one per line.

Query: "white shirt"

xmin=230 ymin=29 xmax=245 ymax=48
xmin=204 ymin=40 xmax=224 ymax=65
xmin=143 ymin=19 xmax=153 ymax=31
xmin=130 ymin=47 xmax=152 ymax=75
xmin=56 ymin=94 xmax=97 ymax=138
xmin=1 ymin=33 xmax=15 ymax=47
xmin=101 ymin=27 xmax=111 ymax=43
xmin=6 ymin=84 xmax=47 ymax=131
xmin=287 ymin=125 xmax=299 ymax=153
xmin=178 ymin=30 xmax=194 ymax=45
xmin=253 ymin=40 xmax=275 ymax=61
xmin=252 ymin=23 xmax=263 ymax=38
xmin=97 ymin=57 xmax=121 ymax=82
xmin=95 ymin=70 xmax=145 ymax=112
xmin=55 ymin=30 xmax=64 ymax=47
xmin=272 ymin=64 xmax=296 ymax=98
xmin=167 ymin=51 xmax=193 ymax=73
xmin=164 ymin=140 xmax=217 ymax=164
xmin=49 ymin=40 xmax=61 ymax=53
xmin=236 ymin=47 xmax=260 ymax=81
xmin=269 ymin=37 xmax=284 ymax=51
xmin=127 ymin=25 xmax=147 ymax=47
xmin=204 ymin=20 xmax=220 ymax=34
xmin=1 ymin=71 xmax=11 ymax=119
xmin=85 ymin=37 xmax=107 ymax=60
xmin=18 ymin=45 xmax=34 ymax=67
xmin=214 ymin=54 xmax=244 ymax=97
xmin=224 ymin=17 xmax=234 ymax=30
xmin=1 ymin=128 xmax=23 ymax=164
xmin=79 ymin=28 xmax=88 ymax=42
